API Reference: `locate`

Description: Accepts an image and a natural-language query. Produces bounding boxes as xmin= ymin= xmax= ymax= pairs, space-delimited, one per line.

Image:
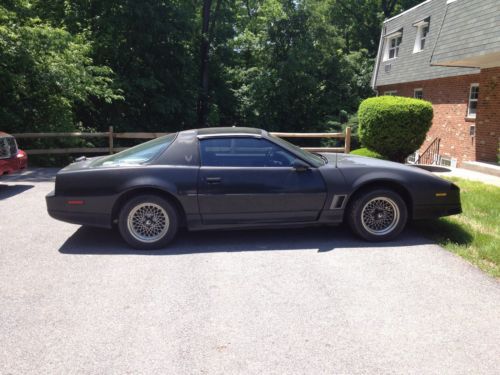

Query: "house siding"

xmin=373 ymin=0 xmax=478 ymax=88
xmin=372 ymin=0 xmax=499 ymax=167
xmin=431 ymin=0 xmax=500 ymax=65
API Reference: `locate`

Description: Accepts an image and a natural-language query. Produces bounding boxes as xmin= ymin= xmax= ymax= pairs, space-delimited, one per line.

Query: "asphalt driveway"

xmin=1 ymin=169 xmax=499 ymax=374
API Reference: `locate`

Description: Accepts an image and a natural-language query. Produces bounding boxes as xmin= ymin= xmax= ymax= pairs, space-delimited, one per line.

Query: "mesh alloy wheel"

xmin=118 ymin=195 xmax=179 ymax=250
xmin=347 ymin=188 xmax=407 ymax=242
xmin=361 ymin=197 xmax=400 ymax=236
xmin=127 ymin=203 xmax=170 ymax=243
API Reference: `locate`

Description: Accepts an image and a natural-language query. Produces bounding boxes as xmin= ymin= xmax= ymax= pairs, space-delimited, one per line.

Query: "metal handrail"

xmin=416 ymin=138 xmax=440 ymax=165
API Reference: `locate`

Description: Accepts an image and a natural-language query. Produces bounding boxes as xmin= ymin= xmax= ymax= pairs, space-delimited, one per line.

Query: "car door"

xmin=197 ymin=136 xmax=327 ymax=224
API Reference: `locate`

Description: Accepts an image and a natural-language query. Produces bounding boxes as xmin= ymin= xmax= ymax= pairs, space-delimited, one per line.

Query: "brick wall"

xmin=377 ymin=73 xmax=479 ymax=166
xmin=476 ymin=67 xmax=500 ymax=163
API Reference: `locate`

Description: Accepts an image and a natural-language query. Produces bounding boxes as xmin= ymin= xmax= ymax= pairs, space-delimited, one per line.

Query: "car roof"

xmin=0 ymin=131 xmax=12 ymax=138
xmin=195 ymin=127 xmax=264 ymax=137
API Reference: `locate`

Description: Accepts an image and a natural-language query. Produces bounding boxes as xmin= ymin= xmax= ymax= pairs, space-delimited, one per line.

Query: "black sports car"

xmin=46 ymin=127 xmax=461 ymax=249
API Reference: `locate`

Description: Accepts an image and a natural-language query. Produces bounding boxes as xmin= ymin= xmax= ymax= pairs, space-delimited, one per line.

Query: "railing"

xmin=13 ymin=126 xmax=351 ymax=155
xmin=415 ymin=138 xmax=441 ymax=165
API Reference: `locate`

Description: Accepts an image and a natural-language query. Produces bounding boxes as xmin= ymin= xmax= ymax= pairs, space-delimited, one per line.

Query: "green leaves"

xmin=358 ymin=96 xmax=433 ymax=162
xmin=0 ymin=2 xmax=121 ymax=133
xmin=1 ymin=0 xmax=424 ymax=137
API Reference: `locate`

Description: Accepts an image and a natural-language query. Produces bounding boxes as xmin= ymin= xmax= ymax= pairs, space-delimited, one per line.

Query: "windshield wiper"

xmin=314 ymin=152 xmax=328 ymax=165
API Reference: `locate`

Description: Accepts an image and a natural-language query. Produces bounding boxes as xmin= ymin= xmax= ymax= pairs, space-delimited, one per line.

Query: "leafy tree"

xmin=0 ymin=1 xmax=121 ymax=134
xmin=34 ymin=0 xmax=200 ymax=132
xmin=1 ymin=0 xmax=427 ymax=140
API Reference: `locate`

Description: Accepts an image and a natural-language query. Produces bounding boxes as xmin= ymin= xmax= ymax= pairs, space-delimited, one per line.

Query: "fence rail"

xmin=13 ymin=126 xmax=351 ymax=155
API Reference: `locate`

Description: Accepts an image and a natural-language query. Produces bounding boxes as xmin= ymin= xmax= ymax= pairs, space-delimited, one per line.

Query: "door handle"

xmin=205 ymin=177 xmax=222 ymax=184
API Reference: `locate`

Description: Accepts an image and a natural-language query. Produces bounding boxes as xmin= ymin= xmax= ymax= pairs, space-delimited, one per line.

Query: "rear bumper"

xmin=46 ymin=190 xmax=112 ymax=228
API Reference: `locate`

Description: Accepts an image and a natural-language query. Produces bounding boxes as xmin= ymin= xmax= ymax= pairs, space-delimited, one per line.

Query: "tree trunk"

xmin=381 ymin=0 xmax=398 ymax=18
xmin=197 ymin=0 xmax=212 ymax=128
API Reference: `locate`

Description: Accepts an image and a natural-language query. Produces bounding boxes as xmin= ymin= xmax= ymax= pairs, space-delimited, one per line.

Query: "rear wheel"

xmin=347 ymin=189 xmax=407 ymax=241
xmin=118 ymin=195 xmax=179 ymax=249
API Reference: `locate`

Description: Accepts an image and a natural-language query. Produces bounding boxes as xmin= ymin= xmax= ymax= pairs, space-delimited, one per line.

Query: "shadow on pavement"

xmin=59 ymin=225 xmax=433 ymax=256
xmin=0 ymin=168 xmax=59 ymax=182
xmin=0 ymin=184 xmax=34 ymax=200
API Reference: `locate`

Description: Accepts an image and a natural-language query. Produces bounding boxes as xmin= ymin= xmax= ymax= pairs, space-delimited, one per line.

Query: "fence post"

xmin=344 ymin=127 xmax=351 ymax=154
xmin=108 ymin=126 xmax=114 ymax=154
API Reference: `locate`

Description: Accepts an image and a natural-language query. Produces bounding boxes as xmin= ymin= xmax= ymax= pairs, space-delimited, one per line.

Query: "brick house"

xmin=371 ymin=0 xmax=500 ymax=167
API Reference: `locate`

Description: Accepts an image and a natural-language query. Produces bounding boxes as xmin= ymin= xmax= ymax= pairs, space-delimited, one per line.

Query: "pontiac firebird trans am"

xmin=46 ymin=127 xmax=461 ymax=249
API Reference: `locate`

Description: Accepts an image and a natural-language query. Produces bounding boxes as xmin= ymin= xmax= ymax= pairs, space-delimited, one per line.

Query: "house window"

xmin=414 ymin=89 xmax=423 ymax=99
xmin=467 ymin=84 xmax=479 ymax=118
xmin=384 ymin=90 xmax=397 ymax=96
xmin=413 ymin=19 xmax=430 ymax=52
xmin=384 ymin=32 xmax=402 ymax=61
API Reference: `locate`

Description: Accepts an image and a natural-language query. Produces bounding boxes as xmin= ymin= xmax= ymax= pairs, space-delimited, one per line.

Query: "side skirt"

xmin=186 ymin=217 xmax=343 ymax=232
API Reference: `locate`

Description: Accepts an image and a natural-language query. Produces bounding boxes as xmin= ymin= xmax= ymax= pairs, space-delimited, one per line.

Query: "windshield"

xmin=268 ymin=133 xmax=325 ymax=167
xmin=91 ymin=133 xmax=176 ymax=167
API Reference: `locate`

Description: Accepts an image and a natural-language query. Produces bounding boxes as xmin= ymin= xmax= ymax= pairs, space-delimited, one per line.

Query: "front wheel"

xmin=118 ymin=195 xmax=179 ymax=250
xmin=347 ymin=189 xmax=408 ymax=242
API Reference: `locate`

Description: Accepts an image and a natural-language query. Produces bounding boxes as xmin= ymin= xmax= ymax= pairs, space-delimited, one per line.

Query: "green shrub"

xmin=358 ymin=96 xmax=433 ymax=162
xmin=350 ymin=147 xmax=385 ymax=159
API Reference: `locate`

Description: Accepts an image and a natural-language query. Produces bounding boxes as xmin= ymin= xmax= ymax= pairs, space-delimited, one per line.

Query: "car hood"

xmin=321 ymin=153 xmax=439 ymax=177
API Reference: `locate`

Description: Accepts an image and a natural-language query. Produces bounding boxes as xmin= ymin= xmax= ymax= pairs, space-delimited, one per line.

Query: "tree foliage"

xmin=0 ymin=0 xmax=425 ymax=134
xmin=0 ymin=1 xmax=121 ymax=133
xmin=358 ymin=96 xmax=433 ymax=162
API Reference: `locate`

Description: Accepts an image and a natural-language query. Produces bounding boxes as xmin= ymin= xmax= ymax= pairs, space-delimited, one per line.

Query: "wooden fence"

xmin=13 ymin=126 xmax=351 ymax=155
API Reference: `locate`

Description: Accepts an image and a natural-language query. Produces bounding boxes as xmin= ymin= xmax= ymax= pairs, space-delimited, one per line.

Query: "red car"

xmin=0 ymin=132 xmax=28 ymax=177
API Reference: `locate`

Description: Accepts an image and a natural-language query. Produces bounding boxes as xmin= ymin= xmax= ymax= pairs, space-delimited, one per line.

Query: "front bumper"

xmin=46 ymin=190 xmax=112 ymax=228
xmin=413 ymin=182 xmax=462 ymax=220
xmin=0 ymin=153 xmax=27 ymax=176
xmin=413 ymin=203 xmax=462 ymax=220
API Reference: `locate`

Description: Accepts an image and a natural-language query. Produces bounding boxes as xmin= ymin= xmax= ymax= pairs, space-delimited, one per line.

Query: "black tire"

xmin=118 ymin=194 xmax=179 ymax=250
xmin=347 ymin=189 xmax=408 ymax=242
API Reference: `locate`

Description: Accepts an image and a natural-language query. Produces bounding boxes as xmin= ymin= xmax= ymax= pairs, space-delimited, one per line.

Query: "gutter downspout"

xmin=429 ymin=1 xmax=449 ymax=66
xmin=371 ymin=25 xmax=386 ymax=90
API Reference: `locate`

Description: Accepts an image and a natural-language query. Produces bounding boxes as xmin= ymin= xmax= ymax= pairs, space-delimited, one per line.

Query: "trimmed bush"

xmin=350 ymin=147 xmax=385 ymax=159
xmin=358 ymin=96 xmax=433 ymax=162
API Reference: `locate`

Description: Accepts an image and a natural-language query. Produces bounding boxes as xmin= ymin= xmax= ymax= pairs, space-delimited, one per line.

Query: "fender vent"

xmin=330 ymin=195 xmax=347 ymax=210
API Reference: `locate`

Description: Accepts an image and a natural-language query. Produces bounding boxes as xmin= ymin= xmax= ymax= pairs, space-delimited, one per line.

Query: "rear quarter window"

xmin=0 ymin=137 xmax=18 ymax=159
xmin=91 ymin=133 xmax=177 ymax=167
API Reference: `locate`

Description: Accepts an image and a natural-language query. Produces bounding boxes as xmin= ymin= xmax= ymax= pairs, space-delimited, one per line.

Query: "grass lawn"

xmin=412 ymin=177 xmax=500 ymax=278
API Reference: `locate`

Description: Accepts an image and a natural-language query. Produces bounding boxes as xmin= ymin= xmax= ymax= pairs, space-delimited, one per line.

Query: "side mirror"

xmin=292 ymin=160 xmax=310 ymax=172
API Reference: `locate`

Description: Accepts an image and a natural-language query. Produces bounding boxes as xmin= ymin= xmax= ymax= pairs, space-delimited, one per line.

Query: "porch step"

xmin=462 ymin=161 xmax=500 ymax=177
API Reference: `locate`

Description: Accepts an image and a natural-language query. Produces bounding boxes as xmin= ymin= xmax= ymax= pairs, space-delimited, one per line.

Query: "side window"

xmin=383 ymin=32 xmax=402 ymax=61
xmin=200 ymin=137 xmax=299 ymax=167
xmin=413 ymin=19 xmax=430 ymax=53
xmin=467 ymin=84 xmax=479 ymax=118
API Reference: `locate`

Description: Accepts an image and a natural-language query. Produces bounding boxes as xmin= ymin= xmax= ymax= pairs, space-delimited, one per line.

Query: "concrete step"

xmin=462 ymin=161 xmax=500 ymax=177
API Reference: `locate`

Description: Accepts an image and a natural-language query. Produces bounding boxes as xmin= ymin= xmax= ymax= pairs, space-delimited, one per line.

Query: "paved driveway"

xmin=1 ymin=169 xmax=499 ymax=374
